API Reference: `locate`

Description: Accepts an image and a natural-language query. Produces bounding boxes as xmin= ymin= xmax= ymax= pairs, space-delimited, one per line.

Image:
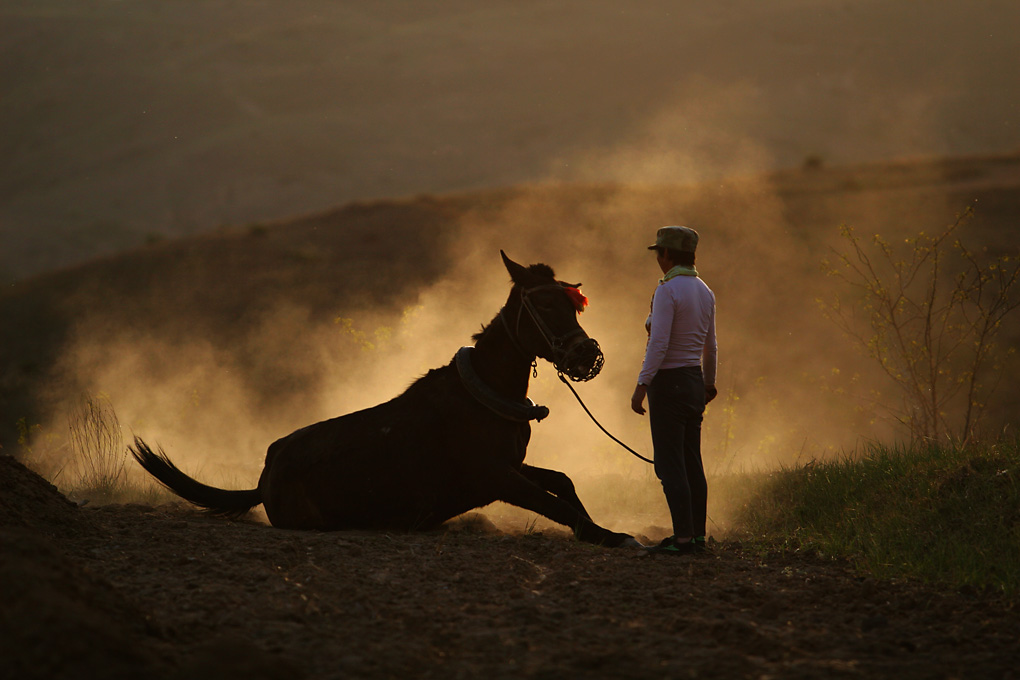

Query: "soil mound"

xmin=0 ymin=456 xmax=164 ymax=679
xmin=0 ymin=455 xmax=91 ymax=538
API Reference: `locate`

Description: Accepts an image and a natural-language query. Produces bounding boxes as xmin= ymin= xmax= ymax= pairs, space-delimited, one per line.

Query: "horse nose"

xmin=562 ymin=336 xmax=604 ymax=382
xmin=562 ymin=332 xmax=591 ymax=361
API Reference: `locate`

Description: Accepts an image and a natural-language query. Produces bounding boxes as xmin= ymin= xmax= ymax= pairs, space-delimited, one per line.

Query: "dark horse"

xmin=131 ymin=251 xmax=639 ymax=547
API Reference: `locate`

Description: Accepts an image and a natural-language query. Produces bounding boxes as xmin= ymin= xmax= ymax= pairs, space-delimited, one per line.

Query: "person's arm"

xmin=703 ymin=296 xmax=718 ymax=403
xmin=632 ymin=287 xmax=673 ymax=414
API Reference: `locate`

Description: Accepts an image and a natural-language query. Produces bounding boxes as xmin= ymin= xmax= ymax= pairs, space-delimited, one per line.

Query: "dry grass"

xmin=65 ymin=392 xmax=126 ymax=503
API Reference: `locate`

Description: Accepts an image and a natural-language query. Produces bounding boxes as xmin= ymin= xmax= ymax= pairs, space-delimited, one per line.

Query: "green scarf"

xmin=659 ymin=264 xmax=698 ymax=284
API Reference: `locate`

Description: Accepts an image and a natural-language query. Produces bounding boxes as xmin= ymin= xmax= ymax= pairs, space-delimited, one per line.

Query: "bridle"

xmin=499 ymin=284 xmax=605 ymax=382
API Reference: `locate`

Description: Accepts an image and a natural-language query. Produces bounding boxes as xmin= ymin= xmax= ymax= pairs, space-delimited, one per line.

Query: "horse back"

xmin=257 ymin=364 xmax=529 ymax=530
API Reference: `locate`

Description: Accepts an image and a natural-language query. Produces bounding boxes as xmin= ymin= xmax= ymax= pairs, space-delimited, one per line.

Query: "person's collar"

xmin=659 ymin=264 xmax=698 ymax=283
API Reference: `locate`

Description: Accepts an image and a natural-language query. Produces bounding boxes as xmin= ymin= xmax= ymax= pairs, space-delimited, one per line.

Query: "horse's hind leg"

xmin=520 ymin=464 xmax=593 ymax=522
xmin=495 ymin=467 xmax=634 ymax=547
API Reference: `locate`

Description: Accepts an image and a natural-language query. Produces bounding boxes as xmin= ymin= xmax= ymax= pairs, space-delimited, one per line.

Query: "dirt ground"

xmin=2 ymin=455 xmax=1018 ymax=680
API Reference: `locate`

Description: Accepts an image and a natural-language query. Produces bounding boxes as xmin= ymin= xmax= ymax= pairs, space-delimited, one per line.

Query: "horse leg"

xmin=494 ymin=467 xmax=637 ymax=547
xmin=519 ymin=464 xmax=593 ymax=522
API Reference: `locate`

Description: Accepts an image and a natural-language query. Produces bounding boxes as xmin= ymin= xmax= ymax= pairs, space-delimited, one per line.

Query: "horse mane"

xmin=471 ymin=323 xmax=493 ymax=343
xmin=472 ymin=262 xmax=557 ymax=341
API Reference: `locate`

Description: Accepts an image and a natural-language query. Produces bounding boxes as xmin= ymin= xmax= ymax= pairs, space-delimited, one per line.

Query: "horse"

xmin=130 ymin=251 xmax=640 ymax=547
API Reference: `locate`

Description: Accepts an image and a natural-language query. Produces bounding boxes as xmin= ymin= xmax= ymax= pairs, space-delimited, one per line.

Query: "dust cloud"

xmin=555 ymin=80 xmax=776 ymax=186
xmin=28 ymin=81 xmax=991 ymax=537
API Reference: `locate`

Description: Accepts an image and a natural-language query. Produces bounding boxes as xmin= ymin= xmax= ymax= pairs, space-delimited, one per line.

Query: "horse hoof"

xmin=617 ymin=536 xmax=646 ymax=549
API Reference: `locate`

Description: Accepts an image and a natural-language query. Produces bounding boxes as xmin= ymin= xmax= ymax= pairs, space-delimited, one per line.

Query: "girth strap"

xmin=455 ymin=346 xmax=549 ymax=422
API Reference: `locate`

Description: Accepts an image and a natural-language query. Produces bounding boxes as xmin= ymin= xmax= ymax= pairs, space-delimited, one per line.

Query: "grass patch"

xmin=735 ymin=438 xmax=1020 ymax=595
xmin=55 ymin=392 xmax=179 ymax=507
xmin=65 ymin=392 xmax=126 ymax=504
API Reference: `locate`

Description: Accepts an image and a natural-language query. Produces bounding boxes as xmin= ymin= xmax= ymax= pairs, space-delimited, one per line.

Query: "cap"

xmin=648 ymin=226 xmax=699 ymax=253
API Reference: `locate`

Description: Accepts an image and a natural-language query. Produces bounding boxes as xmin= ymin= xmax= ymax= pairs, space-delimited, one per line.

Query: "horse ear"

xmin=500 ymin=250 xmax=530 ymax=285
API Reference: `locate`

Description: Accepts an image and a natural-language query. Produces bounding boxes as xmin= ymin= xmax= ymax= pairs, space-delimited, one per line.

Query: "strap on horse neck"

xmin=455 ymin=346 xmax=549 ymax=422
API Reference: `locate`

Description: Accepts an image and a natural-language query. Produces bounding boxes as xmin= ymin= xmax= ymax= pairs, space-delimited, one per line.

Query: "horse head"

xmin=500 ymin=250 xmax=605 ymax=382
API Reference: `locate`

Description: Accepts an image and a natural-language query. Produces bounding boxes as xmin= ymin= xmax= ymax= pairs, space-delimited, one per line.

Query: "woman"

xmin=631 ymin=226 xmax=718 ymax=555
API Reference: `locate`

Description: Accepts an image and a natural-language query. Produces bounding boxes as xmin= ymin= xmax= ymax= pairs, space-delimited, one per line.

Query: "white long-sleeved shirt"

xmin=638 ymin=275 xmax=717 ymax=386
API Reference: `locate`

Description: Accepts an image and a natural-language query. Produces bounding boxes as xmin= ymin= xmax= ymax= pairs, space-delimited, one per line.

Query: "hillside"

xmin=3 ymin=154 xmax=1019 ymax=488
xmin=3 ymin=0 xmax=1020 ymax=279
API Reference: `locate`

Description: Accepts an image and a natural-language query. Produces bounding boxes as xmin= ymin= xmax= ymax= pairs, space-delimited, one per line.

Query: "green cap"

xmin=648 ymin=226 xmax=699 ymax=253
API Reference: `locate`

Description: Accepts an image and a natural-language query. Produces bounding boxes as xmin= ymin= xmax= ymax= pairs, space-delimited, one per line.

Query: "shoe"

xmin=692 ymin=536 xmax=712 ymax=555
xmin=646 ymin=536 xmax=696 ymax=556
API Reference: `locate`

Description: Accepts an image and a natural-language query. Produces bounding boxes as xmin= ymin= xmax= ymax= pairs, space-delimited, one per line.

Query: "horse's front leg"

xmin=519 ymin=464 xmax=593 ymax=522
xmin=493 ymin=467 xmax=639 ymax=547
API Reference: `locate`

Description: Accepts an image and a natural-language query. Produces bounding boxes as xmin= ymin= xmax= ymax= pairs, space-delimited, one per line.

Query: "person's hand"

xmin=705 ymin=385 xmax=718 ymax=404
xmin=631 ymin=384 xmax=647 ymax=415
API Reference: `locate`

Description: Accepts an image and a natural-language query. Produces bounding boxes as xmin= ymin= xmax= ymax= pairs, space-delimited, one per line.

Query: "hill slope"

xmin=3 ymin=0 xmax=1020 ymax=279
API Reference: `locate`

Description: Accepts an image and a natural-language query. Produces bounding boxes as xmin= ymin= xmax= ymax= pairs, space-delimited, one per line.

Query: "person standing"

xmin=631 ymin=226 xmax=718 ymax=555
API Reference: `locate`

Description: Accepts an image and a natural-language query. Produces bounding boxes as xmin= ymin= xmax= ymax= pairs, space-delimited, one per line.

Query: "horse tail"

xmin=129 ymin=437 xmax=262 ymax=519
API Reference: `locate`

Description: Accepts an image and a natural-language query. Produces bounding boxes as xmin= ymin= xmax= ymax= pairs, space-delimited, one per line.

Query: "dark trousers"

xmin=647 ymin=365 xmax=707 ymax=538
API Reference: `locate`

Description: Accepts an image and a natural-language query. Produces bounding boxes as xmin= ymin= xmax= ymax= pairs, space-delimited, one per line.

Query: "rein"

xmin=556 ymin=373 xmax=654 ymax=465
xmin=511 ymin=283 xmax=648 ymax=462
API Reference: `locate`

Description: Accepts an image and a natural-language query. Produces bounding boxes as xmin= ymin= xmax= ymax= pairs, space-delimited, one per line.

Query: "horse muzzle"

xmin=555 ymin=337 xmax=605 ymax=382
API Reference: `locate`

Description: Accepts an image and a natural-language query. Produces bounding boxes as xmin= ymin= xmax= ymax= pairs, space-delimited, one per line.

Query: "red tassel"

xmin=565 ymin=287 xmax=588 ymax=312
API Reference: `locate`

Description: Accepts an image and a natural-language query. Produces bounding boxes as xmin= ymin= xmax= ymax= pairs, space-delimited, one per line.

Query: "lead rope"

xmin=556 ymin=372 xmax=654 ymax=465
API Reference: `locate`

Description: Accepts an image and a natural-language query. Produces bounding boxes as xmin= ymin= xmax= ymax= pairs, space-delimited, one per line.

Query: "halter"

xmin=499 ymin=284 xmax=605 ymax=382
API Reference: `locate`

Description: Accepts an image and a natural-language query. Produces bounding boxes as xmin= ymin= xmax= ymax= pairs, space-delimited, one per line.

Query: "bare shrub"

xmin=67 ymin=392 xmax=126 ymax=501
xmin=821 ymin=208 xmax=1020 ymax=444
